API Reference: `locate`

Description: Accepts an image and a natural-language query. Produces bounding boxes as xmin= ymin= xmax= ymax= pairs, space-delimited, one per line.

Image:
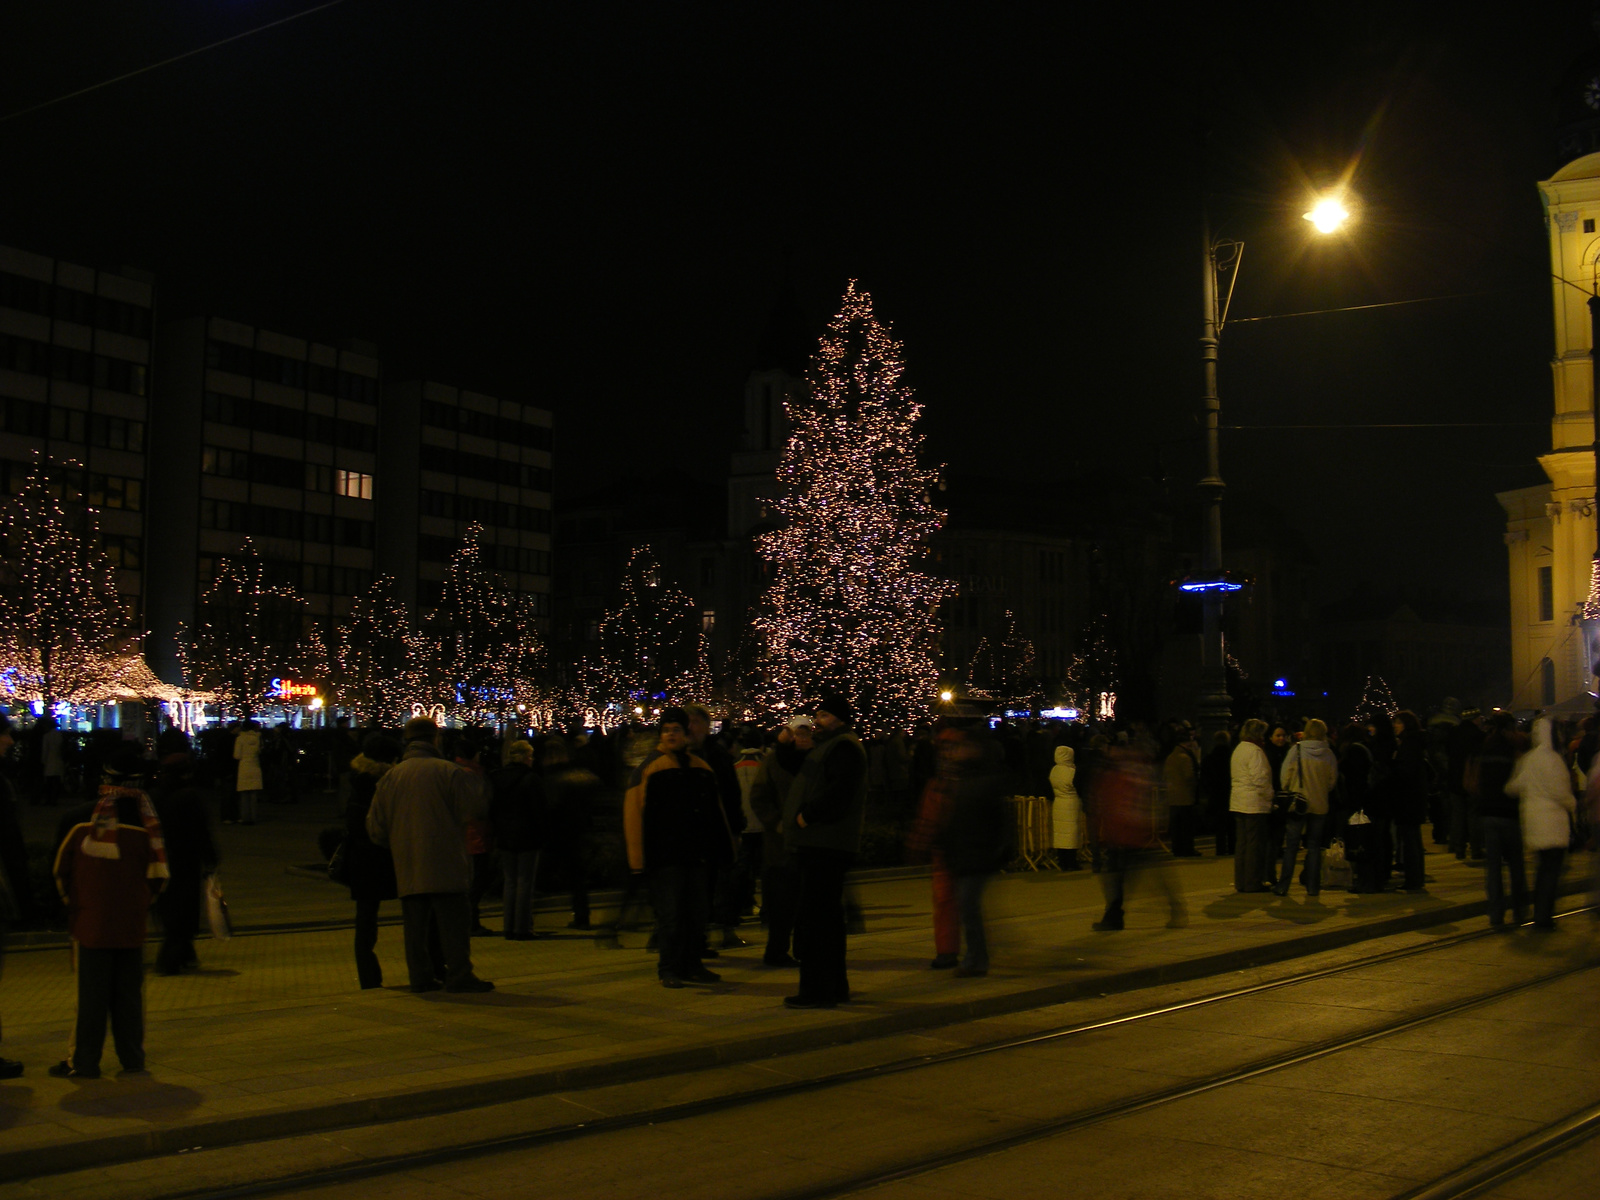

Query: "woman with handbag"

xmin=1272 ymin=720 xmax=1339 ymax=896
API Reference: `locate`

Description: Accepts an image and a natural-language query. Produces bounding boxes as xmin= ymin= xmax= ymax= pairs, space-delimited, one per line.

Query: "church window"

xmin=1586 ymin=219 xmax=1595 ymax=233
xmin=1538 ymin=566 xmax=1554 ymax=622
xmin=1540 ymin=657 xmax=1556 ymax=707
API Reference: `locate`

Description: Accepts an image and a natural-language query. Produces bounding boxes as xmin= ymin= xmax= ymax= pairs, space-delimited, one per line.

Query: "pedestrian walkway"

xmin=0 ymin=845 xmax=1592 ymax=1181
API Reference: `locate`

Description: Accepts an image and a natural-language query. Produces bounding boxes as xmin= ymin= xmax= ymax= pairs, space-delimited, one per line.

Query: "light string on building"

xmin=752 ymin=281 xmax=952 ymax=736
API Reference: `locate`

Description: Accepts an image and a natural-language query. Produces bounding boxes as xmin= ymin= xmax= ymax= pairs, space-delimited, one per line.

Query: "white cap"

xmin=786 ymin=715 xmax=815 ymax=730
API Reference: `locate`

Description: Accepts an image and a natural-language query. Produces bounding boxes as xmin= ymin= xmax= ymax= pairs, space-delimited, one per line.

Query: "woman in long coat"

xmin=232 ymin=720 xmax=264 ymax=825
xmin=1507 ymin=716 xmax=1576 ymax=930
xmin=1049 ymin=744 xmax=1082 ymax=869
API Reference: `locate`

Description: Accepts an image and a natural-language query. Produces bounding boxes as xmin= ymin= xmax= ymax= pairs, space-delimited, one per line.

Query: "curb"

xmin=4 ymin=880 xmax=1582 ymax=1183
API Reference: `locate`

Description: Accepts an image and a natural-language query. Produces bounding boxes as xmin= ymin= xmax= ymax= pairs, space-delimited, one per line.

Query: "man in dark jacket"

xmin=150 ymin=754 xmax=220 ymax=975
xmin=782 ymin=691 xmax=867 ymax=1009
xmin=931 ymin=730 xmax=1011 ymax=976
xmin=489 ymin=741 xmax=544 ymax=940
xmin=342 ymin=734 xmax=409 ymax=988
xmin=623 ymin=709 xmax=733 ymax=988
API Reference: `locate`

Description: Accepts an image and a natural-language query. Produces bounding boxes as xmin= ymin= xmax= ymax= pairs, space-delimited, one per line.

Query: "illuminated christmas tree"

xmin=1353 ymin=675 xmax=1399 ymax=726
xmin=753 ymin=282 xmax=952 ymax=735
xmin=594 ymin=545 xmax=708 ymax=713
xmin=419 ymin=524 xmax=519 ymax=725
xmin=176 ymin=540 xmax=326 ymax=717
xmin=333 ymin=575 xmax=420 ymax=725
xmin=966 ymin=610 xmax=1042 ymax=712
xmin=0 ymin=460 xmax=138 ymax=708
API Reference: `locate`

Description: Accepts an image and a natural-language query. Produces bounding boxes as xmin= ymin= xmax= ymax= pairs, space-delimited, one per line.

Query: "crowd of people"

xmin=0 ymin=695 xmax=1596 ymax=1083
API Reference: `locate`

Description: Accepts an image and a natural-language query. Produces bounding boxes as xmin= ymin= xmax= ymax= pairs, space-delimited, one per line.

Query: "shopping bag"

xmin=204 ymin=874 xmax=232 ymax=941
xmin=1321 ymin=840 xmax=1353 ymax=889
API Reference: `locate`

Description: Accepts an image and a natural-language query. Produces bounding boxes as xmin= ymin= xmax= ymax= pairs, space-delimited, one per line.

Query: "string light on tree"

xmin=753 ymin=281 xmax=952 ymax=735
xmin=965 ymin=609 xmax=1042 ymax=712
xmin=419 ymin=523 xmax=522 ymax=727
xmin=333 ymin=575 xmax=421 ymax=725
xmin=591 ymin=545 xmax=708 ymax=711
xmin=1353 ymin=675 xmax=1400 ymax=725
xmin=0 ymin=458 xmax=140 ymax=709
xmin=176 ymin=539 xmax=326 ymax=717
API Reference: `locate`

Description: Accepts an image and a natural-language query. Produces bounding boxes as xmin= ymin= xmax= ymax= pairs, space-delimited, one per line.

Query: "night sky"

xmin=2 ymin=2 xmax=1591 ymax=622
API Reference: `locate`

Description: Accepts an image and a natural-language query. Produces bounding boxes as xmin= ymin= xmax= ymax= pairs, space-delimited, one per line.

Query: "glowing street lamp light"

xmin=1303 ymin=195 xmax=1350 ymax=234
xmin=939 ymin=689 xmax=954 ymax=703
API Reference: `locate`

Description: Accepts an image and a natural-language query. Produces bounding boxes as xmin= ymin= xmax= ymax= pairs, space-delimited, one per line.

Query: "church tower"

xmin=726 ymin=285 xmax=810 ymax=541
xmin=1499 ymin=43 xmax=1600 ymax=709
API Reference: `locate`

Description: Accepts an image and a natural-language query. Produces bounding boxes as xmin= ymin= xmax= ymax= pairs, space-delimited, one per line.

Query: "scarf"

xmin=83 ymin=784 xmax=171 ymax=881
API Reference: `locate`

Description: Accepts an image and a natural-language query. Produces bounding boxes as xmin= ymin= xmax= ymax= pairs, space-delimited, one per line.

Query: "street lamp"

xmin=1194 ymin=190 xmax=1350 ymax=740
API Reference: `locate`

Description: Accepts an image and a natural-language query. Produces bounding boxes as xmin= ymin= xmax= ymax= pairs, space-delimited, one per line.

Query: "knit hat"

xmin=815 ymin=691 xmax=854 ymax=727
xmin=786 ymin=714 xmax=815 ymax=730
xmin=659 ymin=707 xmax=690 ymax=731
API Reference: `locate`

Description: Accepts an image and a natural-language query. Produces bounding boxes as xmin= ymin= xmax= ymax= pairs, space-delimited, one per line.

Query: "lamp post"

xmin=1192 ymin=193 xmax=1348 ymax=742
xmin=1579 ymin=296 xmax=1600 ymax=685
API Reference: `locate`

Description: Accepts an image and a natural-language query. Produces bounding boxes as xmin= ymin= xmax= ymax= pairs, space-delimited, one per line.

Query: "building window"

xmin=1538 ymin=565 xmax=1554 ymax=622
xmin=701 ymin=558 xmax=715 ymax=588
xmin=1586 ymin=219 xmax=1596 ymax=234
xmin=702 ymin=610 xmax=715 ymax=634
xmin=306 ymin=463 xmax=334 ymax=493
xmin=202 ymin=446 xmax=249 ymax=478
xmin=335 ymin=469 xmax=373 ymax=500
xmin=1541 ymin=657 xmax=1557 ymax=706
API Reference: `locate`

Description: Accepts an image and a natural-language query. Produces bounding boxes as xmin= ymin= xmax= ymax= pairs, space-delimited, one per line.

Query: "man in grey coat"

xmin=367 ymin=717 xmax=494 ymax=993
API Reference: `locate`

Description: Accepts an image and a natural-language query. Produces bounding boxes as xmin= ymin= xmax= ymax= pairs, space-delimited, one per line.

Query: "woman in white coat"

xmin=1049 ymin=745 xmax=1082 ymax=870
xmin=233 ymin=720 xmax=264 ymax=825
xmin=1506 ymin=717 xmax=1575 ymax=929
xmin=1229 ymin=719 xmax=1274 ymax=893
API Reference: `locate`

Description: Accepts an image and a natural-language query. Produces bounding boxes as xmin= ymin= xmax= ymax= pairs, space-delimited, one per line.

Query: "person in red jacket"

xmin=50 ymin=747 xmax=169 ymax=1078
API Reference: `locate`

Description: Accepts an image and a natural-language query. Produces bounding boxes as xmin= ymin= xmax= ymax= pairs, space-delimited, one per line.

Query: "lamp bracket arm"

xmin=1213 ymin=239 xmax=1244 ymax=333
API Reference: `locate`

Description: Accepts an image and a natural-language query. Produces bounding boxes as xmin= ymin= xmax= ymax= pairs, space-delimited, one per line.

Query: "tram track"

xmin=149 ymin=906 xmax=1597 ymax=1200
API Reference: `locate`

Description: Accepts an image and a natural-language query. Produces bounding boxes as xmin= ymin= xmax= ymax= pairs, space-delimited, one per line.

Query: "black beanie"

xmin=815 ymin=690 xmax=854 ymax=727
xmin=659 ymin=706 xmax=690 ymax=731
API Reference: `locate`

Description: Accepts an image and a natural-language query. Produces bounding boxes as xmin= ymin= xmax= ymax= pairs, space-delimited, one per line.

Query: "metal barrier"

xmin=1006 ymin=795 xmax=1058 ymax=871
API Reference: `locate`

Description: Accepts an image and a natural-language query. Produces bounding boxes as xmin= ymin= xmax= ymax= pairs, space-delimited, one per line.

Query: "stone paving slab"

xmin=0 ymin=844 xmax=1592 ymax=1180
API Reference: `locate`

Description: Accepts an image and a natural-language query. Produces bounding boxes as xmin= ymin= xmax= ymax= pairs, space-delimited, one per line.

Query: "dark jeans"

xmin=1101 ymin=846 xmax=1183 ymax=926
xmin=1448 ymin=794 xmax=1483 ymax=860
xmin=550 ymin=835 xmax=590 ymax=924
xmin=648 ymin=861 xmax=707 ymax=978
xmin=500 ymin=850 xmax=540 ymax=938
xmin=72 ymin=946 xmax=144 ymax=1073
xmin=1534 ymin=847 xmax=1566 ymax=928
xmin=469 ymin=853 xmax=494 ymax=928
xmin=1212 ymin=802 xmax=1235 ymax=854
xmin=1233 ymin=813 xmax=1270 ymax=891
xmin=955 ymin=872 xmax=990 ymax=970
xmin=1265 ymin=810 xmax=1286 ymax=884
xmin=794 ymin=847 xmax=852 ymax=1003
xmin=1481 ymin=816 xmax=1527 ymax=927
xmin=400 ymin=892 xmax=473 ymax=989
xmin=155 ymin=873 xmax=202 ymax=973
xmin=1277 ymin=811 xmax=1327 ymax=894
xmin=354 ymin=898 xmax=439 ymax=988
xmin=1396 ymin=821 xmax=1426 ymax=889
xmin=1169 ymin=805 xmax=1197 ymax=856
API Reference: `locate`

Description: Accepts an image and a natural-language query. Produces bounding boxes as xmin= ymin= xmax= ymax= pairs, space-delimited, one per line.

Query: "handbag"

xmin=1321 ymin=839 xmax=1353 ymax=889
xmin=327 ymin=840 xmax=350 ymax=885
xmin=204 ymin=874 xmax=233 ymax=941
xmin=1277 ymin=746 xmax=1310 ymax=817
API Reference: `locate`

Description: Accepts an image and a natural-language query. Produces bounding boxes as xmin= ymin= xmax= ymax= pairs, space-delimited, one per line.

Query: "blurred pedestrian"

xmin=931 ymin=730 xmax=1011 ymax=975
xmin=623 ymin=709 xmax=731 ymax=988
xmin=39 ymin=715 xmax=65 ymax=806
xmin=908 ymin=728 xmax=962 ymax=968
xmin=685 ymin=704 xmax=748 ymax=949
xmin=150 ymin=753 xmax=219 ymax=975
xmin=490 ymin=740 xmax=544 ymax=940
xmin=783 ymin=691 xmax=867 ymax=1009
xmin=1507 ymin=716 xmax=1576 ymax=930
xmin=366 ymin=716 xmax=494 ymax=994
xmin=1048 ymin=743 xmax=1082 ymax=869
xmin=1272 ymin=719 xmax=1338 ymax=897
xmin=542 ymin=736 xmax=600 ymax=931
xmin=1092 ymin=740 xmax=1185 ymax=931
xmin=1466 ymin=714 xmax=1525 ymax=929
xmin=50 ymin=745 xmax=169 ymax=1078
xmin=1390 ymin=711 xmax=1431 ymax=892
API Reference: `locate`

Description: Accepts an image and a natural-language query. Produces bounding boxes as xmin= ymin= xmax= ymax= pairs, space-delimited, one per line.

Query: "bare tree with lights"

xmin=333 ymin=575 xmax=421 ymax=725
xmin=176 ymin=540 xmax=326 ymax=717
xmin=753 ymin=282 xmax=952 ymax=735
xmin=594 ymin=545 xmax=709 ymax=714
xmin=0 ymin=461 xmax=139 ymax=709
xmin=418 ymin=524 xmax=520 ymax=725
xmin=966 ymin=609 xmax=1042 ymax=713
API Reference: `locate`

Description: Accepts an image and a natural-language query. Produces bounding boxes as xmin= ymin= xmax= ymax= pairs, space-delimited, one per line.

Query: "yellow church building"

xmin=1500 ymin=151 xmax=1600 ymax=710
